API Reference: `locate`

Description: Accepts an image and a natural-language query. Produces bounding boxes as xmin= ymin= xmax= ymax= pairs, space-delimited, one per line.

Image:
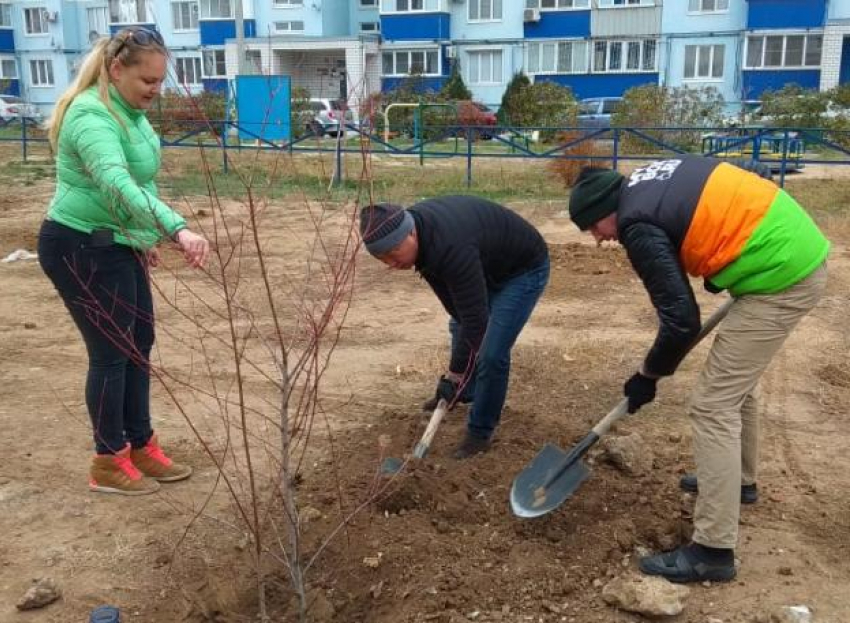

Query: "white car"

xmin=305 ymin=98 xmax=354 ymax=137
xmin=0 ymin=95 xmax=43 ymax=123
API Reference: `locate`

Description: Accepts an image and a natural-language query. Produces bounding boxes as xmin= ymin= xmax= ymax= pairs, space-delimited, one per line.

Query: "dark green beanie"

xmin=569 ymin=167 xmax=624 ymax=230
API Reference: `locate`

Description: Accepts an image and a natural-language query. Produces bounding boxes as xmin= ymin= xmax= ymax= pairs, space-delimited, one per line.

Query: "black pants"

xmin=38 ymin=220 xmax=155 ymax=455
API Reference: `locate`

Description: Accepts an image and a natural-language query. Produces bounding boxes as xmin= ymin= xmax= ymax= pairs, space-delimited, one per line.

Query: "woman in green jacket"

xmin=38 ymin=28 xmax=209 ymax=495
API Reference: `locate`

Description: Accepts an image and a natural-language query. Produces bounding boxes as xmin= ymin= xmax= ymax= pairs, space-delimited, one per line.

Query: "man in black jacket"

xmin=360 ymin=196 xmax=549 ymax=459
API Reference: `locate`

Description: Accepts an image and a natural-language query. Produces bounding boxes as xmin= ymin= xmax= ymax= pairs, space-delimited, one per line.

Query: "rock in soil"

xmin=601 ymin=433 xmax=652 ymax=476
xmin=16 ymin=577 xmax=62 ymax=610
xmin=601 ymin=573 xmax=690 ymax=617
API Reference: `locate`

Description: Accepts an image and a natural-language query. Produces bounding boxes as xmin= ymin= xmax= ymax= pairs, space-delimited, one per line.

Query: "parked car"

xmin=577 ymin=97 xmax=623 ymax=129
xmin=0 ymin=95 xmax=43 ymax=123
xmin=305 ymin=98 xmax=355 ymax=137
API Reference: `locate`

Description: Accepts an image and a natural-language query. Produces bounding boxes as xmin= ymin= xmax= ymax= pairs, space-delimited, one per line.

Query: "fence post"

xmin=332 ymin=133 xmax=343 ymax=188
xmin=221 ymin=120 xmax=229 ymax=175
xmin=416 ymin=105 xmax=424 ymax=167
xmin=611 ymin=128 xmax=619 ymax=171
xmin=466 ymin=130 xmax=473 ymax=188
xmin=779 ymin=129 xmax=788 ymax=188
xmin=752 ymin=130 xmax=761 ymax=163
xmin=21 ymin=116 xmax=28 ymax=162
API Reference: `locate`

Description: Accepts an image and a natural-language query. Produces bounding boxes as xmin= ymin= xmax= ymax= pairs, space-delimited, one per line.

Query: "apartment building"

xmin=0 ymin=0 xmax=848 ymax=116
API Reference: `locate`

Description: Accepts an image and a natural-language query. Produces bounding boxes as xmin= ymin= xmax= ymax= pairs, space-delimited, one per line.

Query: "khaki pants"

xmin=690 ymin=263 xmax=827 ymax=549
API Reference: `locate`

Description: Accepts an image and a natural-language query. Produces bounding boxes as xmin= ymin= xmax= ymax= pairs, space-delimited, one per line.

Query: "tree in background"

xmin=497 ymin=72 xmax=533 ymax=126
xmin=440 ymin=61 xmax=472 ymax=101
xmin=612 ymin=85 xmax=725 ymax=153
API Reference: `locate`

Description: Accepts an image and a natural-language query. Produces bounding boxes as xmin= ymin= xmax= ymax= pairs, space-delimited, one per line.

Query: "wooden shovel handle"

xmin=591 ymin=297 xmax=735 ymax=439
xmin=413 ymin=399 xmax=448 ymax=459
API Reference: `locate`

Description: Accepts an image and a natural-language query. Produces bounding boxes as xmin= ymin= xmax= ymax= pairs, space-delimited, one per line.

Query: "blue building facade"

xmin=2 ymin=0 xmax=848 ymax=115
xmin=0 ymin=1 xmax=18 ymax=95
xmin=741 ymin=0 xmax=827 ymax=98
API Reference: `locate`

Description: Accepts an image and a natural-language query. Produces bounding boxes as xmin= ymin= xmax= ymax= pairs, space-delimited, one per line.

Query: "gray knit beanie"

xmin=359 ymin=203 xmax=415 ymax=256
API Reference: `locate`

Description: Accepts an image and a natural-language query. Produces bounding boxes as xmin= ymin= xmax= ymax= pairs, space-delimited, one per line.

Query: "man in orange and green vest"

xmin=568 ymin=156 xmax=829 ymax=583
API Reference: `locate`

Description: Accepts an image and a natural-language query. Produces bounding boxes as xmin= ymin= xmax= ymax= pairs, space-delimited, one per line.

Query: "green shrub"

xmin=440 ymin=61 xmax=472 ymax=101
xmin=289 ymin=87 xmax=313 ymax=138
xmin=529 ymin=82 xmax=577 ymax=141
xmin=612 ymin=85 xmax=725 ymax=153
xmin=497 ymin=73 xmax=534 ymax=126
xmin=150 ymin=90 xmax=227 ymax=136
xmin=760 ymin=85 xmax=829 ymax=129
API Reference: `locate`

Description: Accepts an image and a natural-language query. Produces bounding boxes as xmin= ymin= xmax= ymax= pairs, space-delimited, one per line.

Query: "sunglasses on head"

xmin=113 ymin=28 xmax=165 ymax=56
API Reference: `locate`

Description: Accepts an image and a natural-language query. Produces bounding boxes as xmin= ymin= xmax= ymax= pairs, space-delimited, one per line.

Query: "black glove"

xmin=624 ymin=372 xmax=657 ymax=414
xmin=422 ymin=375 xmax=458 ymax=411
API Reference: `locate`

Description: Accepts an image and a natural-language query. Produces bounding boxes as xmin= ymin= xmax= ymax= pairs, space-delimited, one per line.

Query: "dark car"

xmin=577 ymin=97 xmax=623 ymax=129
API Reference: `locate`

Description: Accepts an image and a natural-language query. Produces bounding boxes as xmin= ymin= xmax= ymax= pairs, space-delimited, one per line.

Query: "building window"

xmin=29 ymin=59 xmax=53 ymax=86
xmin=0 ymin=3 xmax=12 ymax=28
xmin=360 ymin=0 xmax=377 ymax=6
xmin=273 ymin=0 xmax=303 ymax=5
xmin=684 ymin=44 xmax=724 ymax=79
xmin=468 ymin=50 xmax=502 ymax=85
xmin=360 ymin=21 xmax=380 ymax=33
xmin=0 ymin=56 xmax=16 ymax=79
xmin=381 ymin=49 xmax=439 ymax=76
xmin=525 ymin=0 xmax=588 ymax=9
xmin=745 ymin=34 xmax=822 ymax=69
xmin=175 ymin=56 xmax=202 ymax=85
xmin=688 ymin=0 xmax=728 ymax=12
xmin=527 ymin=40 xmax=588 ymax=74
xmin=598 ymin=0 xmax=654 ymax=6
xmin=172 ymin=1 xmax=199 ymax=30
xmin=470 ymin=0 xmax=502 ymax=21
xmin=86 ymin=7 xmax=109 ymax=40
xmin=108 ymin=0 xmax=152 ymax=23
xmin=24 ymin=8 xmax=48 ymax=34
xmin=200 ymin=0 xmax=232 ymax=19
xmin=593 ymin=39 xmax=656 ymax=72
xmin=243 ymin=50 xmax=262 ymax=74
xmin=273 ymin=20 xmax=304 ymax=32
xmin=202 ymin=49 xmax=226 ymax=77
xmin=392 ymin=0 xmax=425 ymax=12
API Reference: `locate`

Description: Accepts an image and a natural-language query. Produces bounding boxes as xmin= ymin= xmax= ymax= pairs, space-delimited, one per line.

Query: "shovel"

xmin=381 ymin=398 xmax=449 ymax=474
xmin=510 ymin=298 xmax=734 ymax=518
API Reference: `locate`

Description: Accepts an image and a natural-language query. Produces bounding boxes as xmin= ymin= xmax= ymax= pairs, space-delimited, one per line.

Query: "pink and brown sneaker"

xmin=89 ymin=444 xmax=161 ymax=496
xmin=130 ymin=434 xmax=193 ymax=483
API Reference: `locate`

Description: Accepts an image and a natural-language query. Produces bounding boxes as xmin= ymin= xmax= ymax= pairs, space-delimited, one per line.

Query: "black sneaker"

xmin=639 ymin=543 xmax=736 ymax=584
xmin=679 ymin=474 xmax=758 ymax=504
xmin=451 ymin=434 xmax=491 ymax=460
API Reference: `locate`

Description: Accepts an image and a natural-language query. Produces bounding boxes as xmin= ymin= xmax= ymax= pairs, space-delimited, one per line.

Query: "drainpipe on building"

xmin=235 ymin=0 xmax=246 ymax=76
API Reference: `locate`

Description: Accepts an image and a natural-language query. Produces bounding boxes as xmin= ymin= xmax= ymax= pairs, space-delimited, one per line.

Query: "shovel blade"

xmin=509 ymin=443 xmax=592 ymax=518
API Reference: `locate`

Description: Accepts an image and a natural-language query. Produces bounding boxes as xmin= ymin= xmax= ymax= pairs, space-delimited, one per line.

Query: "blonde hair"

xmin=47 ymin=28 xmax=168 ymax=150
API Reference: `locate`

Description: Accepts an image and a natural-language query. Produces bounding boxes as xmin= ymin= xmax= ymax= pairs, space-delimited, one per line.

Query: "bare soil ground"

xmin=1 ymin=155 xmax=849 ymax=623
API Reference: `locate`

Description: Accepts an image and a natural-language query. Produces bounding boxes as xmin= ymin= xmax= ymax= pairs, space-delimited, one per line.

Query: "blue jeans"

xmin=449 ymin=258 xmax=549 ymax=439
xmin=38 ymin=220 xmax=155 ymax=455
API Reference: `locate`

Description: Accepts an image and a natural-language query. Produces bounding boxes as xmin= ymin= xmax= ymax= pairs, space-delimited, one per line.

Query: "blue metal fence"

xmin=3 ymin=116 xmax=850 ymax=189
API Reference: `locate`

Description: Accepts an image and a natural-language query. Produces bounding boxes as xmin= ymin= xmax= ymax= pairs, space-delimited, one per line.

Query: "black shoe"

xmin=422 ymin=395 xmax=473 ymax=412
xmin=451 ymin=434 xmax=491 ymax=460
xmin=639 ymin=544 xmax=736 ymax=584
xmin=679 ymin=474 xmax=758 ymax=505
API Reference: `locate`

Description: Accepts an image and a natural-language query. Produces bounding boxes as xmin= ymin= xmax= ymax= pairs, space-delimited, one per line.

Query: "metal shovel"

xmin=510 ymin=298 xmax=734 ymax=518
xmin=381 ymin=398 xmax=449 ymax=474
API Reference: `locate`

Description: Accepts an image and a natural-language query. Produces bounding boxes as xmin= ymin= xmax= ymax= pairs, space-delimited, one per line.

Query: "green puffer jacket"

xmin=47 ymin=85 xmax=185 ymax=249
